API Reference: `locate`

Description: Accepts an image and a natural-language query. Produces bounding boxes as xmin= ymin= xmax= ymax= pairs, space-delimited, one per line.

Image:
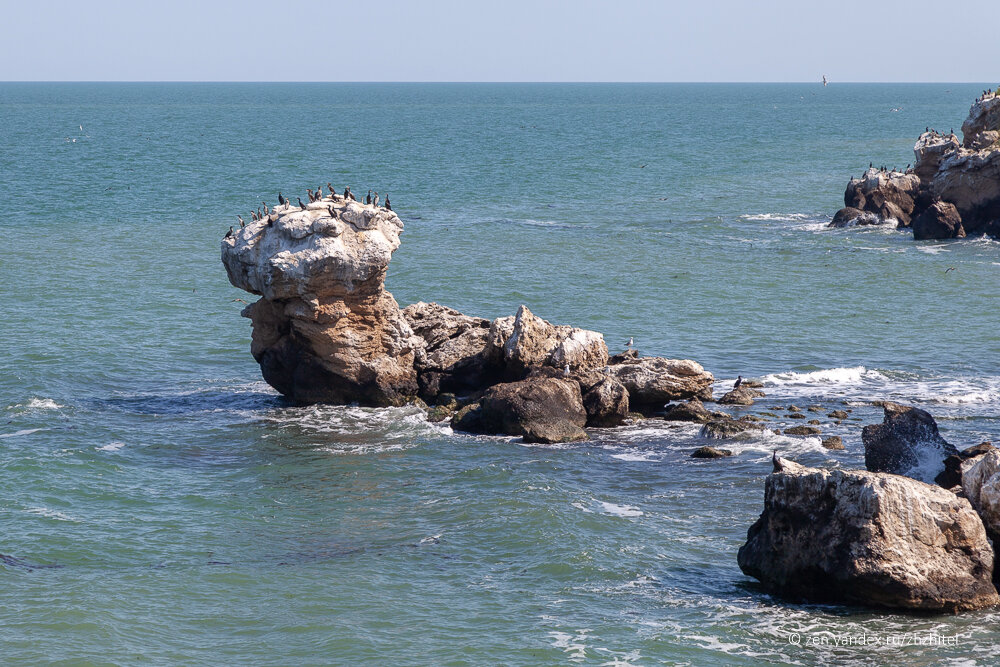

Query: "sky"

xmin=3 ymin=0 xmax=999 ymax=82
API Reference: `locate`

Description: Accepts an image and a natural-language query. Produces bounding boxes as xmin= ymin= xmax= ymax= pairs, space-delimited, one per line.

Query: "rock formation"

xmin=738 ymin=457 xmax=1000 ymax=612
xmin=223 ymin=192 xmax=713 ymax=442
xmin=861 ymin=402 xmax=958 ymax=483
xmin=831 ymin=92 xmax=1000 ymax=239
xmin=222 ymin=199 xmax=423 ymax=406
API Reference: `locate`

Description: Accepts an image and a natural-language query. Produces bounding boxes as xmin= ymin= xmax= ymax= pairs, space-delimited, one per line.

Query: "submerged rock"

xmin=862 ymin=402 xmax=958 ymax=482
xmin=691 ymin=446 xmax=732 ymax=459
xmin=784 ymin=425 xmax=821 ymax=436
xmin=700 ymin=416 xmax=766 ymax=439
xmin=719 ymin=386 xmax=765 ymax=406
xmin=738 ymin=457 xmax=1000 ymax=612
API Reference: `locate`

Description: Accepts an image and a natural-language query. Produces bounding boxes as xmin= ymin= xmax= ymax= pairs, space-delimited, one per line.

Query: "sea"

xmin=1 ymin=82 xmax=998 ymax=666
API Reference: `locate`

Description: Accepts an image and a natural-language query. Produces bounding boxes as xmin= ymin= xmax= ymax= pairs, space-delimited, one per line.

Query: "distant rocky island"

xmin=831 ymin=89 xmax=1000 ymax=239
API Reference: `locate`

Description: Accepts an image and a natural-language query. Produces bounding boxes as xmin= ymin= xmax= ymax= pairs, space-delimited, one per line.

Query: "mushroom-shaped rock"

xmin=862 ymin=402 xmax=958 ymax=482
xmin=477 ymin=377 xmax=588 ymax=444
xmin=607 ymin=357 xmax=714 ymax=408
xmin=222 ymin=201 xmax=423 ymax=406
xmin=738 ymin=458 xmax=1000 ymax=612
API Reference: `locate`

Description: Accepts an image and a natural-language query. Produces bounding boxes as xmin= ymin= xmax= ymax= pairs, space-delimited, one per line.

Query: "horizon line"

xmin=0 ymin=80 xmax=995 ymax=85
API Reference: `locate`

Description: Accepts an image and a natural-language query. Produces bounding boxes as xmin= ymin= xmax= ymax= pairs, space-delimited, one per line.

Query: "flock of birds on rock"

xmin=226 ymin=185 xmax=393 ymax=239
xmin=978 ymin=88 xmax=997 ymax=102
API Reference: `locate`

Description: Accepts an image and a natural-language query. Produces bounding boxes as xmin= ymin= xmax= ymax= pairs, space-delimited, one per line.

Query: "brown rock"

xmin=478 ymin=377 xmax=588 ymax=444
xmin=691 ymin=446 xmax=732 ymax=459
xmin=785 ymin=425 xmax=821 ymax=436
xmin=822 ymin=436 xmax=844 ymax=450
xmin=862 ymin=402 xmax=958 ymax=482
xmin=912 ymin=200 xmax=966 ymax=240
xmin=608 ymin=357 xmax=714 ymax=408
xmin=581 ymin=377 xmax=630 ymax=427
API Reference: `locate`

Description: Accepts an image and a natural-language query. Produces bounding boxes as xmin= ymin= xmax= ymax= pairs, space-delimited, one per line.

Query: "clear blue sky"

xmin=4 ymin=0 xmax=998 ymax=82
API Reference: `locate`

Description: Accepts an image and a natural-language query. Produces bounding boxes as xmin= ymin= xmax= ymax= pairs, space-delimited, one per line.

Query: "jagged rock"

xmin=961 ymin=94 xmax=1000 ymax=149
xmin=842 ymin=168 xmax=921 ymax=227
xmin=223 ymin=200 xmax=422 ymax=406
xmin=828 ymin=410 xmax=849 ymax=419
xmin=402 ymin=301 xmax=499 ymax=399
xmin=477 ymin=377 xmax=588 ymax=444
xmin=581 ymin=377 xmax=629 ymax=427
xmin=936 ymin=443 xmax=996 ymax=488
xmin=663 ymin=398 xmax=715 ymax=423
xmin=691 ymin=446 xmax=732 ymax=459
xmin=719 ymin=386 xmax=765 ymax=406
xmin=912 ymin=200 xmax=965 ymax=240
xmin=961 ymin=449 xmax=1000 ymax=544
xmin=862 ymin=402 xmax=958 ymax=482
xmin=914 ymin=131 xmax=962 ymax=181
xmin=785 ymin=425 xmax=821 ymax=436
xmin=492 ymin=305 xmax=608 ymax=377
xmin=738 ymin=457 xmax=1000 ymax=611
xmin=700 ymin=416 xmax=766 ymax=439
xmin=821 ymin=436 xmax=844 ymax=450
xmin=608 ymin=357 xmax=714 ymax=408
xmin=608 ymin=349 xmax=639 ymax=364
xmin=425 ymin=404 xmax=454 ymax=422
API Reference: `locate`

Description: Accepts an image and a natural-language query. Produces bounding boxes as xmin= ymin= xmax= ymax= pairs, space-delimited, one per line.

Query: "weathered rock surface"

xmin=961 ymin=449 xmax=1000 ymax=543
xmin=936 ymin=442 xmax=996 ymax=488
xmin=912 ymin=200 xmax=965 ymax=240
xmin=829 ymin=206 xmax=882 ymax=227
xmin=700 ymin=415 xmax=766 ymax=439
xmin=607 ymin=357 xmax=714 ymax=408
xmin=495 ymin=305 xmax=608 ymax=377
xmin=223 ymin=199 xmax=423 ymax=405
xmin=862 ymin=402 xmax=958 ymax=482
xmin=663 ymin=398 xmax=716 ymax=423
xmin=476 ymin=377 xmax=588 ymax=444
xmin=784 ymin=425 xmax=821 ymax=436
xmin=821 ymin=436 xmax=844 ymax=450
xmin=581 ymin=377 xmax=630 ymax=427
xmin=738 ymin=457 xmax=1000 ymax=611
xmin=719 ymin=386 xmax=765 ymax=406
xmin=835 ymin=92 xmax=1000 ymax=239
xmin=402 ymin=301 xmax=498 ymax=399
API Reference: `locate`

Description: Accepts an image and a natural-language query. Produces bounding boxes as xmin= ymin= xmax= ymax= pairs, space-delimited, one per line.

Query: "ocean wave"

xmin=744 ymin=213 xmax=812 ymax=222
xmin=0 ymin=428 xmax=47 ymax=439
xmin=760 ymin=366 xmax=887 ymax=387
xmin=97 ymin=441 xmax=127 ymax=452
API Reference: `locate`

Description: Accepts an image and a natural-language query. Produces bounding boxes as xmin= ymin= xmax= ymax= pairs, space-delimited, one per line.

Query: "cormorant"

xmin=237 ymin=215 xmax=245 ymax=228
xmin=327 ymin=183 xmax=334 ymax=197
xmin=385 ymin=195 xmax=392 ymax=211
xmin=345 ymin=186 xmax=355 ymax=201
xmin=298 ymin=197 xmax=307 ymax=209
xmin=373 ymin=192 xmax=379 ymax=207
xmin=278 ymin=192 xmax=286 ymax=206
xmin=316 ymin=186 xmax=323 ymax=199
xmin=734 ymin=375 xmax=742 ymax=390
xmin=225 ymin=226 xmax=234 ymax=239
xmin=772 ymin=450 xmax=782 ymax=472
xmin=262 ymin=202 xmax=269 ymax=214
xmin=307 ymin=189 xmax=315 ymax=202
xmin=869 ymin=162 xmax=873 ymax=169
xmin=327 ymin=205 xmax=336 ymax=218
xmin=251 ymin=211 xmax=258 ymax=222
xmin=257 ymin=207 xmax=262 ymax=219
xmin=366 ymin=190 xmax=372 ymax=205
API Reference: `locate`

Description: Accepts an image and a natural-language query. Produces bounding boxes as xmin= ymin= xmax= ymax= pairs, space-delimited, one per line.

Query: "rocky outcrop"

xmin=912 ymin=200 xmax=965 ymax=240
xmin=580 ymin=376 xmax=630 ymax=427
xmin=607 ymin=357 xmax=714 ymax=409
xmin=937 ymin=442 xmax=997 ymax=488
xmin=663 ymin=398 xmax=716 ymax=423
xmin=821 ymin=436 xmax=844 ymax=450
xmin=478 ymin=377 xmax=588 ymax=444
xmin=222 ymin=199 xmax=423 ymax=406
xmin=738 ymin=457 xmax=1000 ymax=612
xmin=700 ymin=415 xmax=765 ymax=439
xmin=494 ymin=305 xmax=608 ymax=377
xmin=834 ymin=92 xmax=1000 ymax=239
xmin=861 ymin=402 xmax=958 ymax=483
xmin=961 ymin=449 xmax=1000 ymax=542
xmin=828 ymin=206 xmax=881 ymax=228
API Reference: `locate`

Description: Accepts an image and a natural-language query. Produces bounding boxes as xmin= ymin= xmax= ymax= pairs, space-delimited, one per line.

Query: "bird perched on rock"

xmin=366 ymin=190 xmax=372 ymax=205
xmin=262 ymin=202 xmax=269 ymax=214
xmin=225 ymin=226 xmax=234 ymax=239
xmin=237 ymin=215 xmax=245 ymax=228
xmin=385 ymin=195 xmax=392 ymax=211
xmin=250 ymin=211 xmax=257 ymax=222
xmin=373 ymin=192 xmax=380 ymax=207
xmin=297 ymin=196 xmax=307 ymax=210
xmin=307 ymin=189 xmax=315 ymax=202
xmin=772 ymin=450 xmax=782 ymax=472
xmin=563 ymin=364 xmax=571 ymax=377
xmin=327 ymin=183 xmax=334 ymax=197
xmin=316 ymin=186 xmax=323 ymax=200
xmin=344 ymin=186 xmax=355 ymax=201
xmin=257 ymin=207 xmax=263 ymax=220
xmin=734 ymin=375 xmax=742 ymax=390
xmin=327 ymin=205 xmax=336 ymax=218
xmin=278 ymin=192 xmax=286 ymax=206
xmin=624 ymin=337 xmax=633 ymax=349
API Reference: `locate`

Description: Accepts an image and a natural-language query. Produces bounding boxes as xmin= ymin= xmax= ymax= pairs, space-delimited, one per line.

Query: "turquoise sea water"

xmin=2 ymin=83 xmax=999 ymax=665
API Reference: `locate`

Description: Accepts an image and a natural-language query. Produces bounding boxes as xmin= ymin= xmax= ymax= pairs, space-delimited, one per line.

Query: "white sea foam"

xmin=26 ymin=507 xmax=78 ymax=522
xmin=598 ymin=501 xmax=644 ymax=517
xmin=97 ymin=441 xmax=126 ymax=452
xmin=0 ymin=428 xmax=45 ymax=439
xmin=26 ymin=398 xmax=62 ymax=410
xmin=916 ymin=244 xmax=950 ymax=254
xmin=761 ymin=366 xmax=885 ymax=387
xmin=744 ymin=213 xmax=811 ymax=222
